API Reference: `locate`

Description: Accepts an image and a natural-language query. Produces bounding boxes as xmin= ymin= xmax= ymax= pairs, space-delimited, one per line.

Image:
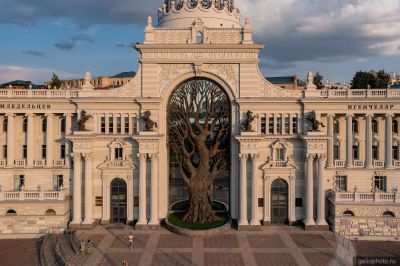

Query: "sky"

xmin=0 ymin=0 xmax=399 ymax=84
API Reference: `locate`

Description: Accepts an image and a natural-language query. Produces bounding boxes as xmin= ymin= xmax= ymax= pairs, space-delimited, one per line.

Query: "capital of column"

xmin=24 ymin=113 xmax=34 ymax=117
xmin=5 ymin=113 xmax=15 ymax=118
xmin=385 ymin=114 xmax=394 ymax=119
xmin=82 ymin=152 xmax=92 ymax=160
xmin=306 ymin=154 xmax=315 ymax=160
xmin=64 ymin=113 xmax=73 ymax=118
xmin=250 ymin=153 xmax=259 ymax=160
xmin=346 ymin=114 xmax=354 ymax=118
xmin=148 ymin=153 xmax=158 ymax=160
xmin=263 ymin=175 xmax=269 ymax=181
xmin=137 ymin=153 xmax=148 ymax=160
xmin=45 ymin=113 xmax=54 ymax=118
xmin=239 ymin=153 xmax=248 ymax=161
xmin=317 ymin=154 xmax=326 ymax=161
xmin=71 ymin=152 xmax=82 ymax=160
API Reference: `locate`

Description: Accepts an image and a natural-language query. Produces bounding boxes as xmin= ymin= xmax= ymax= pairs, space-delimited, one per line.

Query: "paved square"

xmin=289 ymin=234 xmax=332 ymax=248
xmin=303 ymin=252 xmax=336 ymax=266
xmin=253 ymin=252 xmax=298 ymax=266
xmin=76 ymin=233 xmax=106 ymax=246
xmin=247 ymin=234 xmax=286 ymax=248
xmin=151 ymin=252 xmax=192 ymax=266
xmin=110 ymin=234 xmax=149 ymax=249
xmin=100 ymin=252 xmax=142 ymax=266
xmin=204 ymin=252 xmax=244 ymax=266
xmin=203 ymin=234 xmax=239 ymax=248
xmin=156 ymin=234 xmax=193 ymax=248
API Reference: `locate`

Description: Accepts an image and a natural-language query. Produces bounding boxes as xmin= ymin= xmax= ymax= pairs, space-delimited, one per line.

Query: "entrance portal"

xmin=110 ymin=178 xmax=127 ymax=224
xmin=271 ymin=178 xmax=288 ymax=224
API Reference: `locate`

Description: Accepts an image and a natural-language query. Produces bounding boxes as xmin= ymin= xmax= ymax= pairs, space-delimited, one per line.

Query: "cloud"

xmin=23 ymin=50 xmax=47 ymax=59
xmin=54 ymin=33 xmax=94 ymax=50
xmin=0 ymin=65 xmax=80 ymax=84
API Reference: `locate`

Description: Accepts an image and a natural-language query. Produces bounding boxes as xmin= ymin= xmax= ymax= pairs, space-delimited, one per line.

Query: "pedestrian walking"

xmin=86 ymin=239 xmax=93 ymax=254
xmin=122 ymin=258 xmax=129 ymax=266
xmin=128 ymin=233 xmax=134 ymax=252
xmin=80 ymin=240 xmax=86 ymax=255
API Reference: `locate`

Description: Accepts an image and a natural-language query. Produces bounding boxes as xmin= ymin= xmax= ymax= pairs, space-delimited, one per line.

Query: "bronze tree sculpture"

xmin=241 ymin=110 xmax=255 ymax=132
xmin=305 ymin=111 xmax=325 ymax=131
xmin=168 ymin=78 xmax=231 ymax=223
xmin=141 ymin=111 xmax=157 ymax=131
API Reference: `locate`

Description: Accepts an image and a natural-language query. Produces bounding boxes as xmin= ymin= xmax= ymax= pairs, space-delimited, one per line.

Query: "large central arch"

xmin=167 ymin=77 xmax=232 ymax=222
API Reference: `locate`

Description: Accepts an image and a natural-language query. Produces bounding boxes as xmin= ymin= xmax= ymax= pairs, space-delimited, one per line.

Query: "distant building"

xmin=0 ymin=80 xmax=42 ymax=90
xmin=265 ymin=76 xmax=306 ymax=90
xmin=323 ymin=80 xmax=351 ymax=90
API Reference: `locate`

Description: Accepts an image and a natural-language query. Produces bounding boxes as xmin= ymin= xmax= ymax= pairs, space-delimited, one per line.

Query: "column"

xmin=26 ymin=114 xmax=34 ymax=167
xmin=82 ymin=153 xmax=93 ymax=224
xmin=273 ymin=115 xmax=278 ymax=134
xmin=289 ymin=114 xmax=294 ymax=134
xmin=101 ymin=176 xmax=110 ymax=223
xmin=128 ymin=114 xmax=133 ymax=134
xmin=149 ymin=154 xmax=159 ymax=225
xmin=365 ymin=115 xmax=373 ymax=168
xmin=304 ymin=154 xmax=315 ymax=226
xmin=71 ymin=153 xmax=82 ymax=224
xmin=263 ymin=175 xmax=269 ymax=224
xmin=6 ymin=114 xmax=14 ymax=166
xmin=250 ymin=154 xmax=259 ymax=225
xmin=327 ymin=114 xmax=334 ymax=168
xmin=281 ymin=114 xmax=286 ymax=135
xmin=137 ymin=153 xmax=148 ymax=225
xmin=127 ymin=175 xmax=134 ymax=223
xmin=65 ymin=113 xmax=72 ymax=134
xmin=316 ymin=155 xmax=327 ymax=226
xmin=385 ymin=114 xmax=393 ymax=168
xmin=238 ymin=154 xmax=248 ymax=225
xmin=105 ymin=114 xmax=109 ymax=134
xmin=46 ymin=114 xmax=53 ymax=167
xmin=346 ymin=114 xmax=353 ymax=168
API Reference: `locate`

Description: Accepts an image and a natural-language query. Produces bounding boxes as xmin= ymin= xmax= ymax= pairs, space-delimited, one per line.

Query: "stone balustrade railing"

xmin=353 ymin=160 xmax=364 ymax=168
xmin=53 ymin=160 xmax=65 ymax=167
xmin=0 ymin=89 xmax=79 ymax=98
xmin=373 ymin=160 xmax=385 ymax=168
xmin=0 ymin=190 xmax=66 ymax=201
xmin=306 ymin=88 xmax=400 ymax=98
xmin=334 ymin=160 xmax=346 ymax=168
xmin=0 ymin=159 xmax=66 ymax=168
xmin=330 ymin=191 xmax=400 ymax=203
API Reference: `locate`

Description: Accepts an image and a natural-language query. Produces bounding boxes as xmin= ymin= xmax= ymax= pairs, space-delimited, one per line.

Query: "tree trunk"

xmin=183 ymin=177 xmax=220 ymax=223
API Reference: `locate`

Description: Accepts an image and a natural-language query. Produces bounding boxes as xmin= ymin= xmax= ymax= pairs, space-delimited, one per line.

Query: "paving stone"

xmin=253 ymin=252 xmax=298 ymax=266
xmin=289 ymin=234 xmax=332 ymax=248
xmin=204 ymin=252 xmax=244 ymax=266
xmin=157 ymin=234 xmax=193 ymax=248
xmin=247 ymin=234 xmax=286 ymax=248
xmin=303 ymin=252 xmax=336 ymax=266
xmin=76 ymin=233 xmax=105 ymax=247
xmin=353 ymin=241 xmax=400 ymax=257
xmin=110 ymin=234 xmax=149 ymax=249
xmin=203 ymin=234 xmax=239 ymax=248
xmin=100 ymin=252 xmax=142 ymax=266
xmin=151 ymin=252 xmax=192 ymax=266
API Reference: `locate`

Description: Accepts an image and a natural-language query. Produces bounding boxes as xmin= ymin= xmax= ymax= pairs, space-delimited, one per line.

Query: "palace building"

xmin=0 ymin=0 xmax=399 ymax=239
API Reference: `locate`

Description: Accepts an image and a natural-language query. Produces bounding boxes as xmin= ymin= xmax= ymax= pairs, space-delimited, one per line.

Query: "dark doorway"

xmin=110 ymin=178 xmax=127 ymax=224
xmin=271 ymin=178 xmax=288 ymax=224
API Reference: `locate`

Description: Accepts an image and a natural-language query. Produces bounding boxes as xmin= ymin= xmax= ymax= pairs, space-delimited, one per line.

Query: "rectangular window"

xmin=3 ymin=118 xmax=7 ymax=132
xmin=124 ymin=117 xmax=129 ymax=133
xmin=117 ymin=116 xmax=121 ymax=134
xmin=372 ymin=146 xmax=378 ymax=160
xmin=261 ymin=117 xmax=266 ymax=134
xmin=60 ymin=144 xmax=66 ymax=159
xmin=268 ymin=117 xmax=274 ymax=134
xmin=132 ymin=117 xmax=137 ymax=133
xmin=109 ymin=116 xmax=114 ymax=134
xmin=60 ymin=118 xmax=66 ymax=133
xmin=277 ymin=117 xmax=282 ymax=134
xmin=115 ymin=148 xmax=123 ymax=160
xmin=292 ymin=117 xmax=298 ymax=134
xmin=392 ymin=120 xmax=398 ymax=134
xmin=374 ymin=176 xmax=386 ymax=191
xmin=276 ymin=148 xmax=285 ymax=161
xmin=335 ymin=176 xmax=347 ymax=191
xmin=334 ymin=145 xmax=340 ymax=160
xmin=334 ymin=120 xmax=340 ymax=134
xmin=53 ymin=175 xmax=64 ymax=190
xmin=295 ymin=198 xmax=303 ymax=207
xmin=258 ymin=198 xmax=263 ymax=207
xmin=284 ymin=117 xmax=290 ymax=134
xmin=42 ymin=145 xmax=47 ymax=159
xmin=14 ymin=175 xmax=25 ymax=190
xmin=393 ymin=146 xmax=399 ymax=161
xmin=23 ymin=118 xmax=27 ymax=132
xmin=372 ymin=120 xmax=378 ymax=134
xmin=42 ymin=118 xmax=47 ymax=133
xmin=22 ymin=145 xmax=27 ymax=159
xmin=352 ymin=145 xmax=359 ymax=160
xmin=2 ymin=145 xmax=7 ymax=159
xmin=101 ymin=116 xmax=106 ymax=133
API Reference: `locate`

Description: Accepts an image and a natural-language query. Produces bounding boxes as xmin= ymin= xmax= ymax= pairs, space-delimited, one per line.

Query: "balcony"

xmin=0 ymin=160 xmax=6 ymax=167
xmin=33 ymin=160 xmax=46 ymax=167
xmin=308 ymin=88 xmax=400 ymax=98
xmin=373 ymin=160 xmax=384 ymax=168
xmin=0 ymin=190 xmax=66 ymax=201
xmin=334 ymin=160 xmax=346 ymax=168
xmin=14 ymin=159 xmax=26 ymax=167
xmin=53 ymin=159 xmax=65 ymax=167
xmin=353 ymin=160 xmax=364 ymax=168
xmin=0 ymin=89 xmax=78 ymax=98
xmin=330 ymin=191 xmax=400 ymax=203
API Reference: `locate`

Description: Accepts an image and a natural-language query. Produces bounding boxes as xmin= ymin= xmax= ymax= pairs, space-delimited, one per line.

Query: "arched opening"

xmin=167 ymin=78 xmax=231 ymax=222
xmin=342 ymin=210 xmax=355 ymax=217
xmin=353 ymin=140 xmax=360 ymax=160
xmin=6 ymin=209 xmax=17 ymax=216
xmin=45 ymin=209 xmax=56 ymax=216
xmin=110 ymin=178 xmax=127 ymax=224
xmin=382 ymin=211 xmax=395 ymax=218
xmin=270 ymin=178 xmax=288 ymax=224
xmin=196 ymin=32 xmax=204 ymax=44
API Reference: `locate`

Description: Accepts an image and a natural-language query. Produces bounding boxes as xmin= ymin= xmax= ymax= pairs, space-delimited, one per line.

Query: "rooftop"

xmin=0 ymin=80 xmax=42 ymax=89
xmin=111 ymin=71 xmax=136 ymax=79
xmin=266 ymin=76 xmax=306 ymax=87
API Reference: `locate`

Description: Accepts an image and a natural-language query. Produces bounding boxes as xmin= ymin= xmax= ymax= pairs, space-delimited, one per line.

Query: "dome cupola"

xmin=157 ymin=0 xmax=242 ymax=29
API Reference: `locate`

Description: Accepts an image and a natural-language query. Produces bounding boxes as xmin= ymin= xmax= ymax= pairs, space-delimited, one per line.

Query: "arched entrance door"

xmin=271 ymin=179 xmax=288 ymax=224
xmin=110 ymin=178 xmax=127 ymax=224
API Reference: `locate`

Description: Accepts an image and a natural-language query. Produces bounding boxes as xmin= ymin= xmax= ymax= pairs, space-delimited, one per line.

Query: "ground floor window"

xmin=335 ymin=176 xmax=347 ymax=191
xmin=374 ymin=176 xmax=386 ymax=192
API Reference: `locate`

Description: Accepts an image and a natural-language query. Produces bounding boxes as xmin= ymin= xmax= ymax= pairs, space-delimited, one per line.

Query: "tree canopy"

xmin=313 ymin=72 xmax=324 ymax=90
xmin=351 ymin=70 xmax=390 ymax=89
xmin=49 ymin=73 xmax=62 ymax=89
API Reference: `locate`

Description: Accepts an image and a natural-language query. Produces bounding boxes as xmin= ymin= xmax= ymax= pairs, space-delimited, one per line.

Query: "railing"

xmin=0 ymin=160 xmax=6 ymax=167
xmin=394 ymin=160 xmax=400 ymax=167
xmin=334 ymin=160 xmax=346 ymax=168
xmin=53 ymin=160 xmax=65 ymax=167
xmin=272 ymin=161 xmax=287 ymax=167
xmin=353 ymin=160 xmax=364 ymax=168
xmin=0 ymin=190 xmax=66 ymax=201
xmin=331 ymin=191 xmax=399 ymax=203
xmin=307 ymin=88 xmax=400 ymax=98
xmin=34 ymin=160 xmax=46 ymax=167
xmin=373 ymin=160 xmax=384 ymax=168
xmin=14 ymin=159 xmax=26 ymax=167
xmin=0 ymin=89 xmax=79 ymax=98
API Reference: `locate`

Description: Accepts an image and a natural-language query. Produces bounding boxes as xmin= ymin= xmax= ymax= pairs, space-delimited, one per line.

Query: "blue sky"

xmin=0 ymin=0 xmax=399 ymax=84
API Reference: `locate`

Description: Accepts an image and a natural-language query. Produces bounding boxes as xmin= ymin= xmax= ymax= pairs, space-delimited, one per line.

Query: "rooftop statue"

xmin=141 ymin=111 xmax=158 ymax=131
xmin=242 ymin=110 xmax=255 ymax=132
xmin=78 ymin=110 xmax=93 ymax=131
xmin=305 ymin=111 xmax=325 ymax=131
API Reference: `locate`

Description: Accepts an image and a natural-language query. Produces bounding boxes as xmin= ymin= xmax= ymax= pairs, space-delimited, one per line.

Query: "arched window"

xmin=22 ymin=117 xmax=28 ymax=132
xmin=393 ymin=119 xmax=398 ymax=134
xmin=45 ymin=209 xmax=56 ymax=216
xmin=6 ymin=209 xmax=17 ymax=216
xmin=372 ymin=118 xmax=378 ymax=134
xmin=196 ymin=32 xmax=204 ymax=44
xmin=372 ymin=140 xmax=379 ymax=160
xmin=353 ymin=140 xmax=359 ymax=160
xmin=342 ymin=210 xmax=354 ymax=217
xmin=333 ymin=119 xmax=339 ymax=134
xmin=352 ymin=118 xmax=359 ymax=134
xmin=382 ymin=211 xmax=395 ymax=218
xmin=334 ymin=140 xmax=340 ymax=160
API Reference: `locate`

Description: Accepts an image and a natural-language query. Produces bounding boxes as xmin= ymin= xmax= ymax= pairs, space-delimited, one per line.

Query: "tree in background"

xmin=351 ymin=71 xmax=376 ymax=89
xmin=376 ymin=70 xmax=391 ymax=89
xmin=49 ymin=73 xmax=62 ymax=89
xmin=313 ymin=72 xmax=325 ymax=90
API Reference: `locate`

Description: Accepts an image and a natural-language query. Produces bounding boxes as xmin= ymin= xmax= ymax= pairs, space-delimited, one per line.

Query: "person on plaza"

xmin=128 ymin=232 xmax=134 ymax=252
xmin=80 ymin=240 xmax=86 ymax=255
xmin=86 ymin=239 xmax=93 ymax=254
xmin=122 ymin=259 xmax=129 ymax=266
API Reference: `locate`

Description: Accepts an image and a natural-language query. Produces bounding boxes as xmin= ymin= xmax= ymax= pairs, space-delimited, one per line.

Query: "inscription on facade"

xmin=0 ymin=103 xmax=51 ymax=110
xmin=348 ymin=104 xmax=395 ymax=110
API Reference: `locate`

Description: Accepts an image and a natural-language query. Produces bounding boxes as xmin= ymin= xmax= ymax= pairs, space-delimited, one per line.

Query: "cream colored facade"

xmin=0 ymin=0 xmax=399 ymax=238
